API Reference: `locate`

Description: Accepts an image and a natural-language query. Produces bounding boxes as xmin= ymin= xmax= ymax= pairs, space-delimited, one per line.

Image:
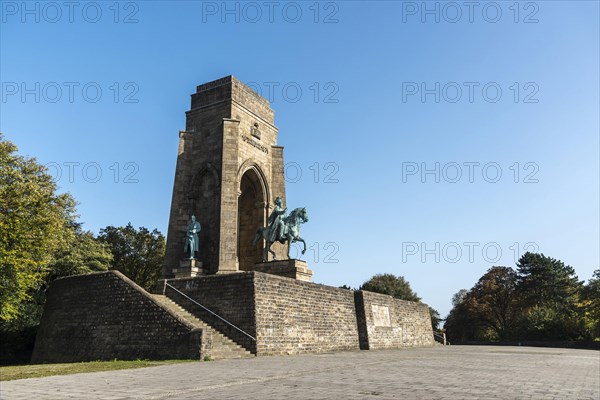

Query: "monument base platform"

xmin=33 ymin=270 xmax=435 ymax=363
xmin=173 ymin=259 xmax=203 ymax=279
xmin=254 ymin=259 xmax=313 ymax=282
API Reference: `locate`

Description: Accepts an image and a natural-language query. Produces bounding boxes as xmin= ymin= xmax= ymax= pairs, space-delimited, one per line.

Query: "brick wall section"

xmin=31 ymin=271 xmax=202 ymax=363
xmin=162 ymin=273 xmax=434 ymax=356
xmin=253 ymin=273 xmax=360 ymax=355
xmin=162 ymin=272 xmax=361 ymax=356
xmin=354 ymin=291 xmax=435 ymax=350
xmin=33 ymin=272 xmax=434 ymax=363
xmin=162 ymin=273 xmax=257 ymax=354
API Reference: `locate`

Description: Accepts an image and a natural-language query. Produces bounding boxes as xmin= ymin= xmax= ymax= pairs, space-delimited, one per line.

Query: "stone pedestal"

xmin=172 ymin=259 xmax=203 ymax=279
xmin=254 ymin=259 xmax=313 ymax=282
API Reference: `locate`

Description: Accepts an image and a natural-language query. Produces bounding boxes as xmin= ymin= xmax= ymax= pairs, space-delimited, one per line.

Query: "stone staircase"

xmin=152 ymin=294 xmax=254 ymax=360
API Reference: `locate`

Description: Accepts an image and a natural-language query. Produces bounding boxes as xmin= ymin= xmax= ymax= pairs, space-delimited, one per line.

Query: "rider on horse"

xmin=267 ymin=197 xmax=287 ymax=244
xmin=253 ymin=197 xmax=309 ymax=262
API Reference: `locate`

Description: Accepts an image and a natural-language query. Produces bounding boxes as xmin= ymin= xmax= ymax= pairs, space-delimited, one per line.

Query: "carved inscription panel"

xmin=371 ymin=304 xmax=392 ymax=327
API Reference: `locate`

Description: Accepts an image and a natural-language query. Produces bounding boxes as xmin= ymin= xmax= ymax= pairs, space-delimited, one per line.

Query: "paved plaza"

xmin=1 ymin=346 xmax=598 ymax=399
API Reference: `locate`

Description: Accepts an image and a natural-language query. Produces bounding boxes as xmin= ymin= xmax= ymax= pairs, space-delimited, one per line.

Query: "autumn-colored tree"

xmin=445 ymin=281 xmax=513 ymax=343
xmin=465 ymin=266 xmax=521 ymax=341
xmin=445 ymin=254 xmax=592 ymax=342
xmin=444 ymin=291 xmax=482 ymax=342
xmin=451 ymin=289 xmax=468 ymax=307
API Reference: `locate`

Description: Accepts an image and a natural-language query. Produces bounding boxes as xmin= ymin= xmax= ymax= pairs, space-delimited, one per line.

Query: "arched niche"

xmin=237 ymin=164 xmax=268 ymax=271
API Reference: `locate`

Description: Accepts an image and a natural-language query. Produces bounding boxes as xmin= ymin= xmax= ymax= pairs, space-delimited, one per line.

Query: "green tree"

xmin=0 ymin=134 xmax=77 ymax=321
xmin=445 ymin=254 xmax=590 ymax=343
xmin=516 ymin=252 xmax=581 ymax=309
xmin=429 ymin=307 xmax=442 ymax=331
xmin=1 ymin=228 xmax=112 ymax=335
xmin=98 ymin=224 xmax=165 ymax=290
xmin=359 ymin=274 xmax=440 ymax=329
xmin=1 ymin=230 xmax=112 ymax=366
xmin=359 ymin=273 xmax=421 ymax=302
xmin=47 ymin=229 xmax=113 ymax=281
xmin=581 ymin=269 xmax=600 ymax=339
xmin=516 ymin=252 xmax=584 ymax=340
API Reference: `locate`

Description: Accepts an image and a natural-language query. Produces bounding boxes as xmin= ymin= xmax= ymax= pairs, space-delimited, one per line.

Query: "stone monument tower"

xmin=163 ymin=76 xmax=287 ymax=277
xmin=32 ymin=76 xmax=434 ymax=364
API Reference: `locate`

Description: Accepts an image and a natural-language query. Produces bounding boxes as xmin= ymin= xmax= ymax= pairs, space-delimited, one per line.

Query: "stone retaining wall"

xmin=33 ymin=271 xmax=434 ymax=363
xmin=254 ymin=273 xmax=359 ymax=355
xmin=161 ymin=273 xmax=257 ymax=354
xmin=354 ymin=290 xmax=434 ymax=349
xmin=32 ymin=271 xmax=201 ymax=363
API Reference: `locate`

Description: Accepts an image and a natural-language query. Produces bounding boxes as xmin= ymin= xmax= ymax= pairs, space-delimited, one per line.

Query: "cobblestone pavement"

xmin=1 ymin=346 xmax=598 ymax=399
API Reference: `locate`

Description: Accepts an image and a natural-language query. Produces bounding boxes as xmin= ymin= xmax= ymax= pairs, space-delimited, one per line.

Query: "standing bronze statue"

xmin=253 ymin=197 xmax=309 ymax=261
xmin=184 ymin=215 xmax=201 ymax=259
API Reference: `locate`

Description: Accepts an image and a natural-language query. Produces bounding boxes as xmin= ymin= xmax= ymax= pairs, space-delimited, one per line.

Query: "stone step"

xmin=152 ymin=294 xmax=253 ymax=360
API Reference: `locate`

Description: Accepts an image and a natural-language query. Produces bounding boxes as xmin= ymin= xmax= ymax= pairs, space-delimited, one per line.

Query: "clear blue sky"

xmin=1 ymin=1 xmax=598 ymax=317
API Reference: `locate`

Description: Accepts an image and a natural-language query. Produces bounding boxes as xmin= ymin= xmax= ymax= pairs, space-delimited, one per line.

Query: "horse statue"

xmin=252 ymin=206 xmax=309 ymax=262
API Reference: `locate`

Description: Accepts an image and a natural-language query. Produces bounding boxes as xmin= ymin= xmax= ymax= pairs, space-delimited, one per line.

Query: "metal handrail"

xmin=433 ymin=331 xmax=447 ymax=345
xmin=165 ymin=283 xmax=256 ymax=342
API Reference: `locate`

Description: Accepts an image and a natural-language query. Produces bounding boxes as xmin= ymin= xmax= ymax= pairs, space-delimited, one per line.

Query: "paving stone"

xmin=2 ymin=346 xmax=598 ymax=399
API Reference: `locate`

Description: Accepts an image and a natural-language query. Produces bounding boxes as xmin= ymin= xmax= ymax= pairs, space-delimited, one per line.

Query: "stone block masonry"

xmin=253 ymin=272 xmax=359 ymax=355
xmin=32 ymin=75 xmax=434 ymax=363
xmin=161 ymin=272 xmax=258 ymax=354
xmin=163 ymin=76 xmax=288 ymax=277
xmin=33 ymin=270 xmax=434 ymax=363
xmin=158 ymin=272 xmax=434 ymax=356
xmin=158 ymin=272 xmax=360 ymax=356
xmin=354 ymin=290 xmax=434 ymax=349
xmin=254 ymin=259 xmax=313 ymax=282
xmin=32 ymin=271 xmax=202 ymax=363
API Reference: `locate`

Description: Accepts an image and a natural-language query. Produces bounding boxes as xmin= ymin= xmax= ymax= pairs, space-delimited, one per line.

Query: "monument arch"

xmin=237 ymin=164 xmax=268 ymax=271
xmin=185 ymin=163 xmax=221 ymax=272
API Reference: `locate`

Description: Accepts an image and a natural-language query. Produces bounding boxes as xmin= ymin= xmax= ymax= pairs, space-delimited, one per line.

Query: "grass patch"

xmin=0 ymin=359 xmax=195 ymax=381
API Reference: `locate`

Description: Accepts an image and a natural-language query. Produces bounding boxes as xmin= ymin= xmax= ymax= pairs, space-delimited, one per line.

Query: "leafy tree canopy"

xmin=0 ymin=134 xmax=77 ymax=321
xmin=429 ymin=307 xmax=442 ymax=331
xmin=445 ymin=254 xmax=595 ymax=342
xmin=0 ymin=134 xmax=164 ymax=363
xmin=516 ymin=252 xmax=582 ymax=310
xmin=47 ymin=229 xmax=113 ymax=281
xmin=359 ymin=273 xmax=421 ymax=302
xmin=582 ymin=269 xmax=600 ymax=337
xmin=451 ymin=289 xmax=468 ymax=307
xmin=466 ymin=266 xmax=521 ymax=341
xmin=98 ymin=224 xmax=165 ymax=291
